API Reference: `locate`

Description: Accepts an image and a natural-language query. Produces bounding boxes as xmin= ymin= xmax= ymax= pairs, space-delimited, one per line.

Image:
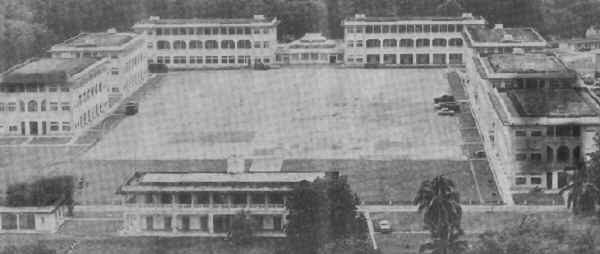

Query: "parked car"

xmin=373 ymin=220 xmax=393 ymax=234
xmin=582 ymin=74 xmax=596 ymax=85
xmin=254 ymin=62 xmax=270 ymax=70
xmin=434 ymin=101 xmax=460 ymax=111
xmin=148 ymin=63 xmax=168 ymax=73
xmin=437 ymin=108 xmax=455 ymax=116
xmin=124 ymin=101 xmax=139 ymax=115
xmin=433 ymin=94 xmax=455 ymax=104
xmin=473 ymin=150 xmax=486 ymax=158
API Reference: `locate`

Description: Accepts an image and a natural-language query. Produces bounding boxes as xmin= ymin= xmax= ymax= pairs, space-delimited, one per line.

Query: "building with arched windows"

xmin=133 ymin=15 xmax=279 ymax=69
xmin=0 ymin=57 xmax=111 ymax=137
xmin=49 ymin=29 xmax=149 ymax=109
xmin=464 ymin=52 xmax=600 ymax=193
xmin=342 ymin=13 xmax=486 ymax=67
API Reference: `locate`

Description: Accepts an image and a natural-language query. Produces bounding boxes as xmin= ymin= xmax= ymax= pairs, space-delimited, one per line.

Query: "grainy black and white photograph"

xmin=0 ymin=0 xmax=600 ymax=253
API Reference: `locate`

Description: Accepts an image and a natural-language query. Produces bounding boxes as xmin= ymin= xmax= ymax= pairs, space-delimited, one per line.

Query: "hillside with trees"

xmin=2 ymin=0 xmax=600 ymax=72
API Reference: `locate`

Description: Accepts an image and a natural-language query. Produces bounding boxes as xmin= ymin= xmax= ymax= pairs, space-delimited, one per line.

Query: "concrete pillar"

xmin=552 ymin=171 xmax=559 ymax=189
xmin=191 ymin=193 xmax=196 ymax=207
xmin=208 ymin=214 xmax=214 ymax=234
xmin=209 ymin=193 xmax=213 ymax=208
xmin=172 ymin=214 xmax=177 ymax=233
xmin=16 ymin=213 xmax=20 ymax=230
xmin=265 ymin=192 xmax=269 ymax=206
xmin=246 ymin=192 xmax=251 ymax=207
xmin=172 ymin=193 xmax=176 ymax=208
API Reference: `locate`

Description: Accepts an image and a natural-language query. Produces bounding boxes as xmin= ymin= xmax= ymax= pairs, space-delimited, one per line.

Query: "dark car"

xmin=433 ymin=94 xmax=455 ymax=104
xmin=434 ymin=101 xmax=460 ymax=112
xmin=148 ymin=63 xmax=168 ymax=73
xmin=254 ymin=62 xmax=271 ymax=70
xmin=473 ymin=150 xmax=486 ymax=158
xmin=124 ymin=101 xmax=139 ymax=115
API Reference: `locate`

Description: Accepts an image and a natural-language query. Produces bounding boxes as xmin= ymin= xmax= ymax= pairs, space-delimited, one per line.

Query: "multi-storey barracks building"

xmin=133 ymin=15 xmax=279 ymax=69
xmin=341 ymin=13 xmax=486 ymax=67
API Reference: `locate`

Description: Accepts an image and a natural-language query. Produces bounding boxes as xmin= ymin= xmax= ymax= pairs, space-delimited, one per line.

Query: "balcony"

xmin=125 ymin=202 xmax=285 ymax=209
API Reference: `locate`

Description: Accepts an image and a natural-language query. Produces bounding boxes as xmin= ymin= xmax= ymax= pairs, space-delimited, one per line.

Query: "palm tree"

xmin=414 ymin=175 xmax=464 ymax=254
xmin=560 ymin=163 xmax=600 ymax=216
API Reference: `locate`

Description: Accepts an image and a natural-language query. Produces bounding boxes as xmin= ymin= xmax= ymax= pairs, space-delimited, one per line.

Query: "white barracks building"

xmin=118 ymin=159 xmax=326 ymax=237
xmin=133 ymin=15 xmax=279 ymax=69
xmin=342 ymin=13 xmax=486 ymax=67
xmin=0 ymin=58 xmax=110 ymax=137
xmin=49 ymin=30 xmax=149 ymax=108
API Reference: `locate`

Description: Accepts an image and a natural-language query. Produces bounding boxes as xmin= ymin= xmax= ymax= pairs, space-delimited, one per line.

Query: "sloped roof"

xmin=467 ymin=27 xmax=545 ymax=43
xmin=55 ymin=32 xmax=134 ymax=48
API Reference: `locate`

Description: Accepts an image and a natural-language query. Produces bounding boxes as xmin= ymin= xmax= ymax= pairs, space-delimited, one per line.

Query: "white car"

xmin=374 ymin=220 xmax=393 ymax=233
xmin=437 ymin=108 xmax=455 ymax=116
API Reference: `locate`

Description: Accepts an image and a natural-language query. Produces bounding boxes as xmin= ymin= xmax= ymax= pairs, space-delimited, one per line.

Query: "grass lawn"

xmin=83 ymin=67 xmax=463 ymax=160
xmin=70 ymin=237 xmax=284 ymax=254
xmin=471 ymin=159 xmax=502 ymax=204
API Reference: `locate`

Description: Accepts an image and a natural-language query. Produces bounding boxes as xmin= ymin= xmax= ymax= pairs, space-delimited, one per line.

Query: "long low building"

xmin=342 ymin=13 xmax=486 ymax=67
xmin=465 ymin=52 xmax=600 ymax=192
xmin=117 ymin=160 xmax=327 ymax=237
xmin=0 ymin=199 xmax=68 ymax=233
xmin=275 ymin=33 xmax=344 ymax=65
xmin=0 ymin=57 xmax=111 ymax=137
xmin=463 ymin=24 xmax=548 ymax=56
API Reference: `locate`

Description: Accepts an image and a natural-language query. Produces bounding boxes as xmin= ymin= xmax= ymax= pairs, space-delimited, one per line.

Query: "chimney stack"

xmin=494 ymin=24 xmax=504 ymax=29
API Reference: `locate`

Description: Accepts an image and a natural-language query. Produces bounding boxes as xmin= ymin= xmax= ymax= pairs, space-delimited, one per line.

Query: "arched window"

xmin=157 ymin=41 xmax=170 ymax=50
xmin=205 ymin=40 xmax=218 ymax=49
xmin=432 ymin=38 xmax=447 ymax=47
xmin=400 ymin=39 xmax=414 ymax=47
xmin=573 ymin=146 xmax=581 ymax=162
xmin=557 ymin=146 xmax=570 ymax=162
xmin=19 ymin=100 xmax=25 ymax=112
xmin=40 ymin=100 xmax=46 ymax=112
xmin=546 ymin=146 xmax=553 ymax=162
xmin=366 ymin=39 xmax=381 ymax=48
xmin=173 ymin=40 xmax=186 ymax=50
xmin=189 ymin=40 xmax=202 ymax=49
xmin=237 ymin=40 xmax=251 ymax=49
xmin=27 ymin=100 xmax=37 ymax=112
xmin=221 ymin=40 xmax=235 ymax=49
xmin=416 ymin=39 xmax=430 ymax=48
xmin=382 ymin=39 xmax=397 ymax=48
xmin=449 ymin=38 xmax=463 ymax=47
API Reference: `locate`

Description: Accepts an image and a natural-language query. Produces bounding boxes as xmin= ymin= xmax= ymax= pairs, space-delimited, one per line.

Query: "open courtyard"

xmin=83 ymin=67 xmax=463 ymax=160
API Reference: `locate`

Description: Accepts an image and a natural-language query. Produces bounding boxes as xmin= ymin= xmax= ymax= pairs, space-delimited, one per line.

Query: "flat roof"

xmin=135 ymin=17 xmax=278 ymax=26
xmin=466 ymin=27 xmax=545 ymax=44
xmin=139 ymin=172 xmax=325 ymax=184
xmin=54 ymin=32 xmax=134 ymax=48
xmin=344 ymin=15 xmax=484 ymax=23
xmin=486 ymin=54 xmax=569 ymax=74
xmin=507 ymin=89 xmax=599 ymax=117
xmin=1 ymin=58 xmax=99 ymax=84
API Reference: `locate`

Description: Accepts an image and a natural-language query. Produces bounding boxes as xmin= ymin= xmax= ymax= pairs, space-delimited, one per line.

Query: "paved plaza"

xmin=83 ymin=67 xmax=463 ymax=160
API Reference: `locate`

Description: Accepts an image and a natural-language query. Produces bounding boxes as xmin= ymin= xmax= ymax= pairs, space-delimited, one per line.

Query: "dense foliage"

xmin=2 ymin=0 xmax=600 ymax=71
xmin=414 ymin=175 xmax=466 ymax=254
xmin=230 ymin=211 xmax=257 ymax=245
xmin=285 ymin=176 xmax=374 ymax=254
xmin=5 ymin=175 xmax=74 ymax=208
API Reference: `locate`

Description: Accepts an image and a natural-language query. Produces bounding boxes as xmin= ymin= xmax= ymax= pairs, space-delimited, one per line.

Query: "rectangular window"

xmin=432 ymin=24 xmax=439 ymax=33
xmin=407 ymin=25 xmax=414 ymax=33
xmin=424 ymin=24 xmax=431 ymax=32
xmin=220 ymin=27 xmax=227 ymax=35
xmin=8 ymin=103 xmax=16 ymax=112
xmin=515 ymin=130 xmax=527 ymax=136
xmin=516 ymin=153 xmax=527 ymax=161
xmin=531 ymin=153 xmax=542 ymax=161
xmin=531 ymin=177 xmax=542 ymax=185
xmin=221 ymin=56 xmax=228 ymax=64
xmin=355 ymin=26 xmax=364 ymax=33
xmin=415 ymin=24 xmax=423 ymax=33
xmin=531 ymin=131 xmax=542 ymax=137
xmin=50 ymin=102 xmax=58 ymax=111
xmin=228 ymin=56 xmax=235 ymax=64
xmin=49 ymin=86 xmax=58 ymax=92
xmin=50 ymin=122 xmax=60 ymax=131
xmin=373 ymin=25 xmax=381 ymax=33
xmin=449 ymin=54 xmax=463 ymax=65
xmin=440 ymin=24 xmax=448 ymax=32
xmin=263 ymin=41 xmax=269 ymax=48
xmin=254 ymin=42 xmax=261 ymax=48
xmin=399 ymin=25 xmax=406 ymax=33
xmin=9 ymin=126 xmax=17 ymax=132
xmin=356 ymin=40 xmax=363 ymax=47
xmin=515 ymin=177 xmax=527 ymax=185
xmin=62 ymin=122 xmax=71 ymax=131
xmin=382 ymin=25 xmax=390 ymax=33
xmin=390 ymin=25 xmax=397 ymax=33
xmin=61 ymin=102 xmax=71 ymax=111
